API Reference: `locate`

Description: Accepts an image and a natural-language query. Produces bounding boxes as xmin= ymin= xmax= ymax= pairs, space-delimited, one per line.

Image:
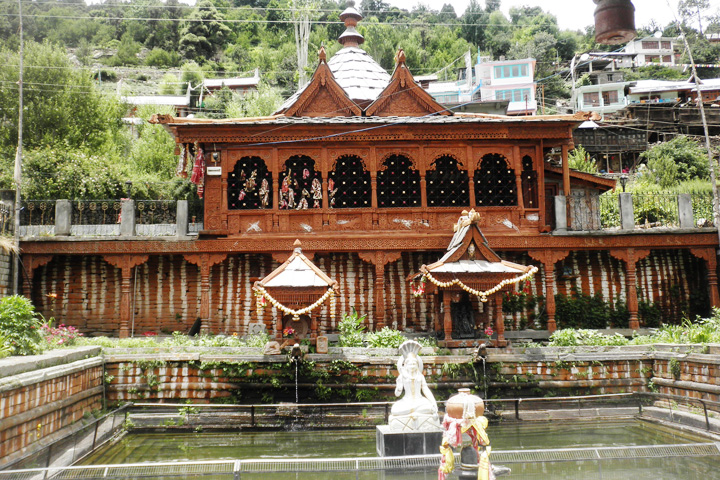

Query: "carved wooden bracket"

xmin=690 ymin=247 xmax=717 ymax=266
xmin=102 ymin=254 xmax=149 ymax=273
xmin=527 ymin=249 xmax=570 ymax=266
xmin=25 ymin=254 xmax=54 ymax=276
xmin=358 ymin=251 xmax=402 ymax=266
xmin=183 ymin=253 xmax=228 ymax=272
xmin=609 ymin=248 xmax=651 ymax=266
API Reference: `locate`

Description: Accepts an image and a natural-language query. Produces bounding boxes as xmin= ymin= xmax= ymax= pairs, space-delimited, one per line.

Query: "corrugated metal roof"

xmin=327 ymin=47 xmax=391 ymax=103
xmin=263 ymin=257 xmax=333 ymax=288
xmin=123 ymin=95 xmax=190 ymax=106
xmin=203 ymin=77 xmax=260 ymax=88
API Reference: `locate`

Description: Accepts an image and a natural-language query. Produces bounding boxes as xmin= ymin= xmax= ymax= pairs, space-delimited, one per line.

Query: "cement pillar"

xmin=619 ymin=192 xmax=634 ymax=230
xmin=55 ymin=200 xmax=71 ymax=236
xmin=120 ymin=199 xmax=136 ymax=236
xmin=176 ymin=200 xmax=188 ymax=237
xmin=554 ymin=196 xmax=567 ymax=232
xmin=677 ymin=193 xmax=693 ymax=229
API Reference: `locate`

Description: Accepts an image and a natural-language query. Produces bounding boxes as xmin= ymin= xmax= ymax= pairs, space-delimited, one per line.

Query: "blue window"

xmin=494 ymin=64 xmax=529 ymax=79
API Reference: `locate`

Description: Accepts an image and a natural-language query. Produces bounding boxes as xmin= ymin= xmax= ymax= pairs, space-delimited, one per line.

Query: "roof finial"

xmin=338 ymin=0 xmax=364 ymax=47
xmin=319 ymin=45 xmax=327 ymax=62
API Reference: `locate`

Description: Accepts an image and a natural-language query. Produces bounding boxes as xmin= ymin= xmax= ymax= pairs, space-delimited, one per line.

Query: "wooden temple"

xmin=18 ymin=4 xmax=720 ymax=339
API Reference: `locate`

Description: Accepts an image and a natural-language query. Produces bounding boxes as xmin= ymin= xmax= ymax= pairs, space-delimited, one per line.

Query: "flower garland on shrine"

xmin=255 ymin=285 xmax=336 ymax=321
xmin=418 ymin=265 xmax=538 ymax=302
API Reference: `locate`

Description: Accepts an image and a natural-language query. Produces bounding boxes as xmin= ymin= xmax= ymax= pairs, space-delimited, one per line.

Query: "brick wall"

xmin=0 ymin=351 xmax=104 ymax=466
xmin=29 ymin=249 xmax=705 ymax=337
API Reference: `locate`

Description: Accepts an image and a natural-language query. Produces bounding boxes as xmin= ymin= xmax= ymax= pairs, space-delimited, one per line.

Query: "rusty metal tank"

xmin=594 ymin=0 xmax=636 ymax=45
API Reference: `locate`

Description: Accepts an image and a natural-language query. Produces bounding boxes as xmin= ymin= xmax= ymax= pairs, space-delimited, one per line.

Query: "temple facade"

xmin=19 ymin=5 xmax=720 ymax=342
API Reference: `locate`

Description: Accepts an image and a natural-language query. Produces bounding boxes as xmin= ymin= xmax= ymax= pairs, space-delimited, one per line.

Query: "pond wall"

xmin=0 ymin=250 xmax=11 ymax=299
xmin=3 ymin=344 xmax=720 ymax=468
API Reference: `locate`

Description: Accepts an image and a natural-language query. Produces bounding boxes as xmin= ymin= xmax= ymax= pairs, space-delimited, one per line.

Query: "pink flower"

xmin=484 ymin=326 xmax=494 ymax=337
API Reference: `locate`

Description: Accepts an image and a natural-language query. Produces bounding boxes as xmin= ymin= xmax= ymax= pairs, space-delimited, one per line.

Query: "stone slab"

xmin=376 ymin=425 xmax=443 ymax=457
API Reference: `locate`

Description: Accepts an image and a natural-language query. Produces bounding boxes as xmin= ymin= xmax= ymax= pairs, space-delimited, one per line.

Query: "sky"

xmin=384 ymin=0 xmax=683 ymax=32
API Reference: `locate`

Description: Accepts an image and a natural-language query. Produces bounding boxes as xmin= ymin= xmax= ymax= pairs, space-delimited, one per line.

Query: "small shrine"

xmin=412 ymin=210 xmax=538 ymax=347
xmin=253 ymin=240 xmax=339 ymax=341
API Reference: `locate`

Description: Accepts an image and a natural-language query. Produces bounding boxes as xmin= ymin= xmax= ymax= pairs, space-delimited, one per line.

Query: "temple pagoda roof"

xmin=256 ymin=240 xmax=338 ymax=290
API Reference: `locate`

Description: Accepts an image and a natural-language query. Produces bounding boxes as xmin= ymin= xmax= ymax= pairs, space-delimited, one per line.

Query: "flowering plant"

xmin=483 ymin=326 xmax=494 ymax=338
xmin=41 ymin=321 xmax=83 ymax=347
xmin=143 ymin=331 xmax=157 ymax=337
xmin=282 ymin=327 xmax=296 ymax=338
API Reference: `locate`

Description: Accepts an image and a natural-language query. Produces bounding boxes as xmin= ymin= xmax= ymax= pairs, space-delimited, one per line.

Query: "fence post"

xmin=554 ymin=196 xmax=567 ymax=233
xmin=55 ymin=200 xmax=72 ymax=236
xmin=120 ymin=199 xmax=136 ymax=237
xmin=176 ymin=200 xmax=189 ymax=237
xmin=619 ymin=192 xmax=634 ymax=230
xmin=677 ymin=194 xmax=694 ymax=229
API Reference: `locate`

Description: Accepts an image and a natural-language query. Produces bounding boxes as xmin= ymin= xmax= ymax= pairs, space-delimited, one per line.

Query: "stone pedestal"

xmin=376 ymin=425 xmax=442 ymax=457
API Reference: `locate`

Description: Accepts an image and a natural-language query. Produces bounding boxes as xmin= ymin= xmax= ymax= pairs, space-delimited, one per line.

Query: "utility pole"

xmin=679 ymin=29 xmax=720 ymax=257
xmin=12 ymin=0 xmax=23 ymax=295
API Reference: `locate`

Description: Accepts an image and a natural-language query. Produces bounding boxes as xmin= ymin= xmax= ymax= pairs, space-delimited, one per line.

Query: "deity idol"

xmin=388 ymin=340 xmax=440 ymax=431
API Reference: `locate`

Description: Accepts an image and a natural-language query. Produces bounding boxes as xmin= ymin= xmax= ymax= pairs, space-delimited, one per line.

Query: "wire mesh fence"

xmin=632 ymin=193 xmax=680 ymax=228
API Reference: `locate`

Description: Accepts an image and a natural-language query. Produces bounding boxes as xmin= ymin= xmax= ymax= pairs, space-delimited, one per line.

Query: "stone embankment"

xmin=2 ymin=343 xmax=720 ymax=467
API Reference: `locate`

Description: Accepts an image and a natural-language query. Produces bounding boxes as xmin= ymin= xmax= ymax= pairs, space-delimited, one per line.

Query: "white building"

xmin=623 ymin=36 xmax=680 ymax=67
xmin=574 ymin=81 xmax=628 ymax=116
xmin=422 ymin=53 xmax=537 ymax=115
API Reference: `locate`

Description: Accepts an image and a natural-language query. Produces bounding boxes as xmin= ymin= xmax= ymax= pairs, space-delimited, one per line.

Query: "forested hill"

xmin=0 ymin=0 xmax=718 ymax=200
xmin=0 ymin=0 xmax=621 ymax=96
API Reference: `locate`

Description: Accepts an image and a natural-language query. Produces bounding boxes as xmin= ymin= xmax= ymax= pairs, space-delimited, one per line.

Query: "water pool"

xmin=72 ymin=420 xmax=720 ymax=480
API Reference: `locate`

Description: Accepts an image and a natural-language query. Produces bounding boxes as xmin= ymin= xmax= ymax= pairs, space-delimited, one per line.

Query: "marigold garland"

xmin=423 ymin=266 xmax=538 ymax=302
xmin=255 ymin=286 xmax=335 ymax=321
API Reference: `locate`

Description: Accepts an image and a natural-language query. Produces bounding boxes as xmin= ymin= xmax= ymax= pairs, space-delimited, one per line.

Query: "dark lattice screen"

xmin=377 ymin=155 xmax=421 ymax=208
xmin=426 ymin=155 xmax=470 ymax=207
xmin=329 ymin=155 xmax=371 ymax=208
xmin=474 ymin=154 xmax=517 ymax=206
xmin=521 ymin=155 xmax=538 ymax=209
xmin=280 ymin=155 xmax=323 ymax=210
xmin=228 ymin=157 xmax=273 ymax=210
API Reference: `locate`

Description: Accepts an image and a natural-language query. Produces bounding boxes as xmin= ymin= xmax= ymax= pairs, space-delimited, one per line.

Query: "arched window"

xmin=426 ymin=155 xmax=469 ymax=207
xmin=228 ymin=157 xmax=272 ymax=210
xmin=279 ymin=155 xmax=322 ymax=210
xmin=474 ymin=154 xmax=517 ymax=206
xmin=377 ymin=154 xmax=421 ymax=208
xmin=329 ymin=155 xmax=371 ymax=208
xmin=521 ymin=155 xmax=538 ymax=209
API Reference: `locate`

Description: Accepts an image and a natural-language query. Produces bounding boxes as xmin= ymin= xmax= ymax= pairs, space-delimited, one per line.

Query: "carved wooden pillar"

xmin=359 ymin=251 xmax=401 ymax=330
xmin=494 ymin=293 xmax=506 ymax=347
xmin=610 ymin=249 xmax=651 ymax=330
xmin=22 ymin=254 xmax=54 ymax=299
xmin=443 ymin=292 xmax=452 ymax=340
xmin=103 ymin=255 xmax=149 ymax=338
xmin=420 ymin=173 xmax=427 ymax=208
xmin=183 ymin=253 xmax=228 ymax=334
xmin=561 ymin=144 xmax=570 ymax=196
xmin=691 ymin=248 xmax=720 ymax=308
xmin=529 ymin=250 xmax=569 ymax=333
xmin=370 ymin=172 xmax=378 ymax=209
xmin=513 ymin=145 xmax=524 ymax=209
xmin=467 ymin=146 xmax=476 ymax=207
xmin=272 ymin=148 xmax=280 ymax=215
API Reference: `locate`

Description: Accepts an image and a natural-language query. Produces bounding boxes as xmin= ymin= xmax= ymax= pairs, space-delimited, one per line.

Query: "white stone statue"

xmin=388 ymin=340 xmax=440 ymax=431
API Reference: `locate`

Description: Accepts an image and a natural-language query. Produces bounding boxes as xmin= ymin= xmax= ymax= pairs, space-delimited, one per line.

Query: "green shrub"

xmin=0 ymin=295 xmax=45 ymax=355
xmin=365 ymin=327 xmax=406 ymax=348
xmin=555 ymin=288 xmax=609 ymax=329
xmin=549 ymin=328 xmax=629 ymax=347
xmin=338 ymin=308 xmax=366 ymax=347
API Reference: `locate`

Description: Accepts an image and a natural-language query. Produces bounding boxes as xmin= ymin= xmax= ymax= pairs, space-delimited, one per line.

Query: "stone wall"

xmin=29 ymin=249 xmax=704 ymax=337
xmin=0 ymin=250 xmax=11 ymax=298
xmin=0 ymin=347 xmax=104 ymax=467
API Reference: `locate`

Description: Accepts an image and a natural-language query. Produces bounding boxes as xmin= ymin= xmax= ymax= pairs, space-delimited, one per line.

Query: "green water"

xmin=79 ymin=420 xmax=720 ymax=480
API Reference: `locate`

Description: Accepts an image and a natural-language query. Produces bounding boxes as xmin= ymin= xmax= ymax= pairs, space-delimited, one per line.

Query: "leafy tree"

xmin=0 ymin=295 xmax=45 ymax=356
xmin=568 ymin=145 xmax=598 ymax=174
xmin=460 ymin=0 xmax=488 ymax=49
xmin=159 ymin=73 xmax=182 ymax=95
xmin=0 ymin=41 xmax=125 ymax=155
xmin=128 ymin=105 xmax=178 ymax=178
xmin=179 ymin=0 xmax=232 ymax=62
xmin=145 ymin=48 xmax=181 ymax=67
xmin=639 ymin=136 xmax=710 ymax=188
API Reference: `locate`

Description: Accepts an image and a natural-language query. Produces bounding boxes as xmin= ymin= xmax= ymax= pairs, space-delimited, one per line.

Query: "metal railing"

xmin=72 ymin=200 xmax=121 ymax=226
xmin=598 ymin=192 xmax=620 ymax=229
xmin=691 ymin=191 xmax=715 ymax=227
xmin=2 ymin=443 xmax=719 ymax=479
xmin=136 ymin=200 xmax=177 ymax=225
xmin=2 ymin=405 xmax=130 ymax=472
xmin=0 ymin=201 xmax=13 ymax=236
xmin=20 ymin=200 xmax=55 ymax=227
xmin=632 ymin=193 xmax=680 ymax=228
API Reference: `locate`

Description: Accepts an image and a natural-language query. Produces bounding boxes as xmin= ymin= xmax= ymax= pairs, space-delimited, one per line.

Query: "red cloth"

xmin=190 ymin=146 xmax=205 ymax=199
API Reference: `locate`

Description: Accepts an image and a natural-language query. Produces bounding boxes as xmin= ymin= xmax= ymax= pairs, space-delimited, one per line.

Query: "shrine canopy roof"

xmin=256 ymin=239 xmax=339 ymax=291
xmin=419 ymin=210 xmax=534 ymax=278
